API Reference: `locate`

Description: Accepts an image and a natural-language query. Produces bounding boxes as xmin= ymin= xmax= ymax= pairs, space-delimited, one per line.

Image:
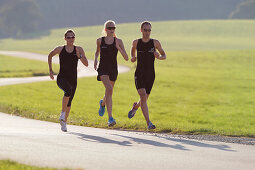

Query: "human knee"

xmin=64 ymin=92 xmax=71 ymax=97
xmin=64 ymin=89 xmax=72 ymax=97
xmin=138 ymin=90 xmax=147 ymax=99
xmin=106 ymin=85 xmax=113 ymax=94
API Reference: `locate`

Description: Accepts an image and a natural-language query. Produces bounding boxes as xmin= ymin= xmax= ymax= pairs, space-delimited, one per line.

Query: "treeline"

xmin=0 ymin=0 xmax=254 ymax=38
xmin=0 ymin=0 xmax=41 ymax=38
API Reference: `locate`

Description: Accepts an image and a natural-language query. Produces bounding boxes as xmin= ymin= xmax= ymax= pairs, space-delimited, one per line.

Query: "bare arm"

xmin=48 ymin=46 xmax=62 ymax=80
xmin=130 ymin=40 xmax=138 ymax=63
xmin=116 ymin=38 xmax=128 ymax=61
xmin=153 ymin=40 xmax=166 ymax=60
xmin=76 ymin=46 xmax=88 ymax=67
xmin=94 ymin=38 xmax=101 ymax=70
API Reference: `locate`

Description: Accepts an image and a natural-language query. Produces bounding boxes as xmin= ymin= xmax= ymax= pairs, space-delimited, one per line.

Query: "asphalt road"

xmin=0 ymin=112 xmax=255 ymax=170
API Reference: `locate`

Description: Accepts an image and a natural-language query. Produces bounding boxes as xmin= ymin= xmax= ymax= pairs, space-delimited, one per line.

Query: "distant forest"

xmin=0 ymin=0 xmax=254 ymax=38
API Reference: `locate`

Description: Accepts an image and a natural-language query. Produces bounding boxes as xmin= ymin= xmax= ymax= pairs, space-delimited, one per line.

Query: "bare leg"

xmin=138 ymin=88 xmax=150 ymax=126
xmin=100 ymin=75 xmax=115 ymax=118
xmin=62 ymin=96 xmax=70 ymax=113
xmin=59 ymin=95 xmax=69 ymax=132
xmin=101 ymin=81 xmax=115 ymax=107
xmin=65 ymin=106 xmax=71 ymax=122
xmin=134 ymin=94 xmax=149 ymax=110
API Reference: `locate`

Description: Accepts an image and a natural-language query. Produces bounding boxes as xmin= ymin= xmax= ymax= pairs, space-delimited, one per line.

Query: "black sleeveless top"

xmin=98 ymin=37 xmax=118 ymax=72
xmin=58 ymin=45 xmax=78 ymax=84
xmin=135 ymin=38 xmax=155 ymax=78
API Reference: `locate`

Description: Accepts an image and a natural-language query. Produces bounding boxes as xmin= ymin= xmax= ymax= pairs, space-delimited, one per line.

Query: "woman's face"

xmin=105 ymin=22 xmax=116 ymax=36
xmin=65 ymin=32 xmax=75 ymax=44
xmin=141 ymin=24 xmax=151 ymax=39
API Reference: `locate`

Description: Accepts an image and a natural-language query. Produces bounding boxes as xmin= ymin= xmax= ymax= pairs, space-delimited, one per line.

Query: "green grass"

xmin=0 ymin=50 xmax=255 ymax=137
xmin=0 ymin=20 xmax=254 ymax=53
xmin=0 ymin=20 xmax=255 ymax=137
xmin=0 ymin=160 xmax=65 ymax=170
xmin=0 ymin=54 xmax=59 ymax=78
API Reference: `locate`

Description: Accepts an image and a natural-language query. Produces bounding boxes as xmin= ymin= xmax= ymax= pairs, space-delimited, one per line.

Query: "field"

xmin=0 ymin=20 xmax=254 ymax=137
xmin=0 ymin=54 xmax=59 ymax=77
xmin=0 ymin=160 xmax=64 ymax=170
xmin=0 ymin=20 xmax=254 ymax=53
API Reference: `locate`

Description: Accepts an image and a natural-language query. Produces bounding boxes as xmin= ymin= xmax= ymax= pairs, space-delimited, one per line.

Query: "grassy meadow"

xmin=0 ymin=20 xmax=254 ymax=53
xmin=0 ymin=54 xmax=59 ymax=77
xmin=0 ymin=160 xmax=65 ymax=170
xmin=0 ymin=20 xmax=255 ymax=137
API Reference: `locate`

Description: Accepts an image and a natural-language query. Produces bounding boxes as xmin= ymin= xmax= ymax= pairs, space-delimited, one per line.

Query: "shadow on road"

xmin=68 ymin=132 xmax=132 ymax=146
xmin=155 ymin=136 xmax=236 ymax=152
xmin=113 ymin=134 xmax=190 ymax=151
xmin=69 ymin=131 xmax=235 ymax=152
xmin=69 ymin=131 xmax=189 ymax=151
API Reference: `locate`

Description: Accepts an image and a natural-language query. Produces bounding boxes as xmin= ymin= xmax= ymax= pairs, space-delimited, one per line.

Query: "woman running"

xmin=48 ymin=29 xmax=88 ymax=132
xmin=94 ymin=20 xmax=129 ymax=127
xmin=128 ymin=21 xmax=166 ymax=129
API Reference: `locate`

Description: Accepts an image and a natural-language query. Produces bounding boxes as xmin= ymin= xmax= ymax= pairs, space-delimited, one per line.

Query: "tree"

xmin=0 ymin=0 xmax=42 ymax=38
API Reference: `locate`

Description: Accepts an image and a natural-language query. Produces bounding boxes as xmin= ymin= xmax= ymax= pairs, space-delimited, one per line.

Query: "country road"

xmin=0 ymin=51 xmax=254 ymax=170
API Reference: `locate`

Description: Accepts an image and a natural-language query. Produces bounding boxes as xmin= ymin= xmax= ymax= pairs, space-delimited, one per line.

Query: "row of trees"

xmin=0 ymin=0 xmax=254 ymax=39
xmin=0 ymin=0 xmax=41 ymax=38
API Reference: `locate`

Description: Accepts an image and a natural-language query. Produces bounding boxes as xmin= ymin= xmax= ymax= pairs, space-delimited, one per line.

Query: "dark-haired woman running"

xmin=48 ymin=29 xmax=88 ymax=132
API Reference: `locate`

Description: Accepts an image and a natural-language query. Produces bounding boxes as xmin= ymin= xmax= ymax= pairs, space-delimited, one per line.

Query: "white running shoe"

xmin=60 ymin=120 xmax=67 ymax=132
xmin=59 ymin=112 xmax=65 ymax=121
xmin=59 ymin=112 xmax=67 ymax=132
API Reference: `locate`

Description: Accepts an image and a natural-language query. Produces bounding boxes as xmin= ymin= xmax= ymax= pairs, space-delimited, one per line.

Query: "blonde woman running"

xmin=94 ymin=20 xmax=128 ymax=127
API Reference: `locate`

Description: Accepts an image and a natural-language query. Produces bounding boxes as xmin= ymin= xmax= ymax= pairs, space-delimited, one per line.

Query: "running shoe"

xmin=108 ymin=117 xmax=116 ymax=127
xmin=60 ymin=121 xmax=67 ymax=132
xmin=98 ymin=99 xmax=105 ymax=117
xmin=128 ymin=102 xmax=137 ymax=119
xmin=59 ymin=112 xmax=65 ymax=121
xmin=148 ymin=122 xmax=156 ymax=130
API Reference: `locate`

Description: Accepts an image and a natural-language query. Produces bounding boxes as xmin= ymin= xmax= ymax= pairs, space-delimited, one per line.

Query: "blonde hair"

xmin=102 ymin=20 xmax=117 ymax=37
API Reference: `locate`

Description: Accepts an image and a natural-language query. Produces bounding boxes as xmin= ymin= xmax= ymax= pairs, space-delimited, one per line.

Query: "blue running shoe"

xmin=108 ymin=117 xmax=116 ymax=127
xmin=128 ymin=102 xmax=137 ymax=119
xmin=98 ymin=99 xmax=105 ymax=116
xmin=148 ymin=122 xmax=156 ymax=130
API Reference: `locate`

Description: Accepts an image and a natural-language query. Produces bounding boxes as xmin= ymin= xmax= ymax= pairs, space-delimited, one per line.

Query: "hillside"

xmin=0 ymin=20 xmax=254 ymax=52
xmin=36 ymin=0 xmax=243 ymax=29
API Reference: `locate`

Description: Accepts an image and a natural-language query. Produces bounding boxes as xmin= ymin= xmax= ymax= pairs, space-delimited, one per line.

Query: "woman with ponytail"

xmin=94 ymin=20 xmax=128 ymax=127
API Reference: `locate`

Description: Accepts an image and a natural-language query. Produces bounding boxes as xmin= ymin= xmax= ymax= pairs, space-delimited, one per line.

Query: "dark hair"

xmin=141 ymin=21 xmax=151 ymax=29
xmin=64 ymin=29 xmax=75 ymax=38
